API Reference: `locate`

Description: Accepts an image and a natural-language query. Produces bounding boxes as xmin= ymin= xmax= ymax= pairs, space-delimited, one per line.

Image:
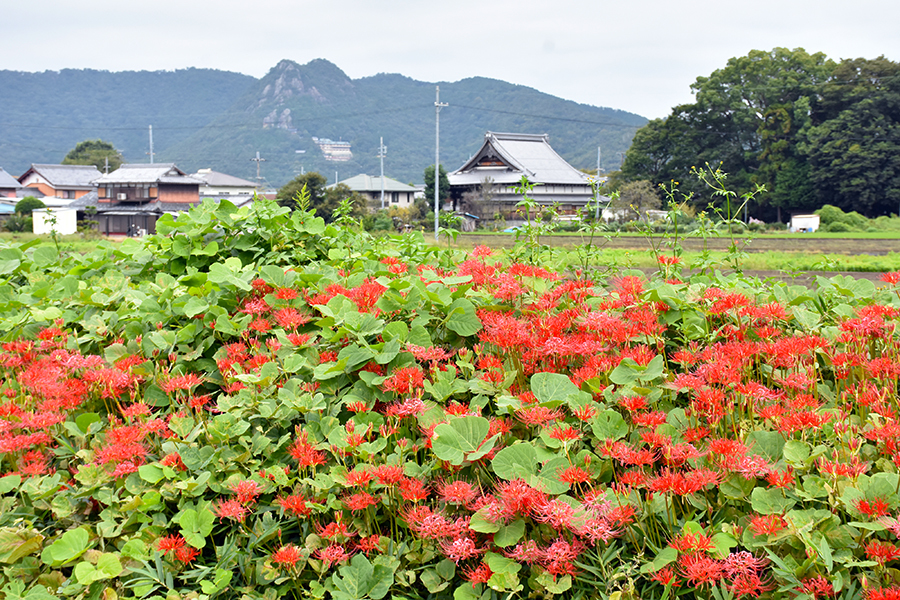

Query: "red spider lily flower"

xmin=174 ymin=546 xmax=200 ymax=564
xmin=288 ymin=432 xmax=327 ymax=468
xmin=344 ymin=491 xmax=377 ymax=511
xmin=381 ymin=366 xmax=425 ymax=394
xmin=121 ymin=402 xmax=152 ymax=420
xmin=160 ymin=373 xmax=204 ymax=394
xmin=384 ymin=396 xmax=427 ymax=418
xmin=546 ymin=425 xmax=582 ymax=443
xmin=356 ymin=534 xmax=382 ymax=555
xmin=317 ymin=518 xmax=355 ymax=541
xmin=275 ymin=287 xmax=299 ymax=300
xmin=868 ymin=587 xmax=900 ymax=600
xmin=723 ymin=551 xmax=768 ymax=577
xmin=463 ymin=562 xmax=493 ymax=587
xmin=542 ymin=538 xmax=582 ymax=578
xmin=215 ymin=499 xmax=249 ymax=522
xmin=516 ymin=406 xmax=564 ymax=426
xmin=800 ymin=576 xmax=836 ymax=599
xmin=572 ymin=404 xmax=598 ymax=421
xmin=557 ymin=466 xmax=592 ymax=485
xmin=748 ymin=513 xmax=787 ymax=536
xmin=157 ymin=534 xmax=186 ymax=556
xmin=344 ymin=469 xmax=372 ymax=487
xmin=286 ymin=333 xmax=311 ymax=346
xmin=632 ymin=411 xmax=668 ymax=428
xmin=880 ymin=271 xmax=900 ymax=284
xmin=765 ymin=467 xmax=795 ymax=488
xmin=239 ymin=297 xmax=270 ymax=315
xmin=273 ymin=307 xmax=311 ymax=329
xmin=496 ymin=479 xmax=546 ymax=518
xmin=248 ymin=317 xmax=272 ymax=333
xmin=230 ymin=479 xmax=262 ymax=504
xmin=678 ymin=553 xmax=725 ymax=586
xmin=857 ymin=497 xmax=892 ymax=518
xmin=669 ymin=530 xmax=716 ymax=554
xmin=728 ymin=572 xmax=773 ymax=598
xmin=372 ymin=464 xmax=404 ymax=486
xmin=316 ymin=544 xmax=350 ymax=568
xmin=398 ymin=477 xmax=430 ymax=502
xmin=438 ymin=480 xmax=479 ymax=506
xmin=272 ymin=545 xmax=303 ymax=568
xmin=277 ymin=493 xmax=312 ymax=517
xmin=867 ymin=540 xmax=900 ymax=566
xmin=650 ymin=566 xmax=680 ymax=587
xmin=619 ymin=396 xmax=648 ymax=412
xmin=441 ymin=536 xmax=482 ymax=563
xmin=160 ymin=453 xmax=186 ymax=471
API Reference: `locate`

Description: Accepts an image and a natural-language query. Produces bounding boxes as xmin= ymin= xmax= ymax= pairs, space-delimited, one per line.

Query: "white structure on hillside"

xmin=448 ymin=132 xmax=595 ymax=217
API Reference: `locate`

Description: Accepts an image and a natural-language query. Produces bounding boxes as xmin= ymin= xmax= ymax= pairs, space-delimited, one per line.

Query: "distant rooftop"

xmin=331 ymin=174 xmax=417 ymax=193
xmin=193 ymin=168 xmax=258 ymax=188
xmin=94 ymin=163 xmax=204 ymax=185
xmin=19 ymin=164 xmax=102 ymax=188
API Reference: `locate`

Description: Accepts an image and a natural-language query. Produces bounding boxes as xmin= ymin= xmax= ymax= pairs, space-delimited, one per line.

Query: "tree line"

xmin=620 ymin=48 xmax=900 ymax=221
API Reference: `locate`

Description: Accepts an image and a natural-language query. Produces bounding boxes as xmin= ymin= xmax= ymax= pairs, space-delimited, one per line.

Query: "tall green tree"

xmin=62 ymin=139 xmax=124 ymax=172
xmin=423 ymin=165 xmax=450 ymax=206
xmin=623 ymin=48 xmax=834 ymax=219
xmin=803 ymin=57 xmax=900 ymax=216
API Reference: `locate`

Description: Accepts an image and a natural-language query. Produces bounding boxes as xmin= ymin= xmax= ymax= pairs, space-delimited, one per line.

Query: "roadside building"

xmin=18 ymin=164 xmax=101 ymax=199
xmin=92 ymin=163 xmax=203 ymax=235
xmin=0 ymin=168 xmax=22 ymax=198
xmin=447 ymin=132 xmax=595 ymax=218
xmin=329 ymin=174 xmax=418 ymax=210
xmin=192 ymin=168 xmax=259 ymax=206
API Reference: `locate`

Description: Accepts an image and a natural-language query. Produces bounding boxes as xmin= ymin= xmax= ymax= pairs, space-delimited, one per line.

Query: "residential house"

xmin=330 ymin=174 xmax=418 ymax=209
xmin=0 ymin=168 xmax=22 ymax=199
xmin=192 ymin=168 xmax=259 ymax=206
xmin=91 ymin=163 xmax=203 ymax=235
xmin=447 ymin=132 xmax=595 ymax=218
xmin=18 ymin=164 xmax=101 ymax=199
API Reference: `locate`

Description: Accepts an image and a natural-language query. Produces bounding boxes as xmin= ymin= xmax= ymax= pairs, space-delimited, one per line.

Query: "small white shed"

xmin=789 ymin=214 xmax=820 ymax=233
xmin=33 ymin=208 xmax=78 ymax=235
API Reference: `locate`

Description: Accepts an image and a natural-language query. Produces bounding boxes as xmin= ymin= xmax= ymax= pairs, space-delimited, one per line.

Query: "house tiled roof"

xmin=20 ymin=164 xmax=102 ymax=189
xmin=93 ymin=163 xmax=204 ymax=186
xmin=0 ymin=168 xmax=22 ymax=189
xmin=331 ymin=174 xmax=417 ymax=193
xmin=448 ymin=132 xmax=589 ymax=186
xmin=193 ymin=169 xmax=258 ymax=188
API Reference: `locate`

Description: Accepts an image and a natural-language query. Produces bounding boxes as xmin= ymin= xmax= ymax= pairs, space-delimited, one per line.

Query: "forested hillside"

xmin=0 ymin=68 xmax=256 ymax=174
xmin=621 ymin=48 xmax=900 ymax=220
xmin=0 ymin=60 xmax=646 ymax=186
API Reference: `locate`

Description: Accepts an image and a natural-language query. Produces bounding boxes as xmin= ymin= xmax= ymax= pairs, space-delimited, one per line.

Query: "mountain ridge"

xmin=0 ymin=59 xmax=647 ymax=186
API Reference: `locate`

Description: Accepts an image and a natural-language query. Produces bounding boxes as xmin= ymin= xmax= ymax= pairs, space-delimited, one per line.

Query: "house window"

xmin=391 ymin=192 xmax=399 ymax=204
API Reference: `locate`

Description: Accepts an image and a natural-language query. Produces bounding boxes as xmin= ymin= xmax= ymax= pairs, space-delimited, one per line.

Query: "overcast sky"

xmin=5 ymin=0 xmax=899 ymax=120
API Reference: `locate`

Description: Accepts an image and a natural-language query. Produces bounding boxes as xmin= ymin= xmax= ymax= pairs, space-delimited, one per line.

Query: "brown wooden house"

xmin=92 ymin=164 xmax=203 ymax=235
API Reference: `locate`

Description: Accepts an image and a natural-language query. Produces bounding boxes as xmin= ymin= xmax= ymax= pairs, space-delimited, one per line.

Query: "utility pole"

xmin=595 ymin=146 xmax=602 ymax=220
xmin=377 ymin=137 xmax=387 ymax=210
xmin=434 ymin=86 xmax=448 ymax=241
xmin=104 ymin=157 xmax=109 ymax=175
xmin=250 ymin=151 xmax=266 ymax=187
xmin=147 ymin=125 xmax=155 ymax=164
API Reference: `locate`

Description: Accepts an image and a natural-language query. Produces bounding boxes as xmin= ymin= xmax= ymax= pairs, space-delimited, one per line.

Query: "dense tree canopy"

xmin=276 ymin=172 xmax=366 ymax=221
xmin=423 ymin=164 xmax=450 ymax=205
xmin=622 ymin=48 xmax=900 ymax=219
xmin=62 ymin=139 xmax=124 ymax=172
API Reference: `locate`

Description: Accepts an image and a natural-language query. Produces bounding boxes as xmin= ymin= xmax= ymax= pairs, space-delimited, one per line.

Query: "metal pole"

xmin=378 ymin=137 xmax=387 ymax=210
xmin=434 ymin=86 xmax=448 ymax=241
xmin=148 ymin=125 xmax=154 ymax=164
xmin=595 ymin=146 xmax=601 ymax=220
xmin=251 ymin=151 xmax=266 ymax=188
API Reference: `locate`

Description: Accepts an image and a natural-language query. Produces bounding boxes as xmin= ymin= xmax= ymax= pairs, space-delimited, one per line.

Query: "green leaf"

xmin=493 ymin=519 xmax=525 ymax=547
xmin=445 ymin=298 xmax=481 ymax=336
xmin=784 ymin=440 xmax=811 ymax=464
xmin=0 ymin=528 xmax=44 ymax=564
xmin=746 ymin=430 xmax=785 ymax=461
xmin=0 ymin=475 xmax=21 ymax=495
xmin=469 ymin=509 xmax=502 ymax=534
xmin=43 ymin=527 xmax=89 ymax=565
xmin=751 ymin=487 xmax=796 ymax=515
xmin=590 ymin=409 xmax=629 ymax=441
xmin=182 ymin=295 xmax=210 ymax=318
xmin=640 ymin=547 xmax=678 ymax=574
xmin=530 ymin=372 xmax=579 ymax=404
xmin=432 ymin=416 xmax=492 ymax=466
xmin=491 ymin=443 xmax=538 ymax=480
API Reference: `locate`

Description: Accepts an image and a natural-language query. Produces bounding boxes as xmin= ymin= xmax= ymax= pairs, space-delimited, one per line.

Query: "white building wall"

xmin=33 ymin=208 xmax=78 ymax=235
